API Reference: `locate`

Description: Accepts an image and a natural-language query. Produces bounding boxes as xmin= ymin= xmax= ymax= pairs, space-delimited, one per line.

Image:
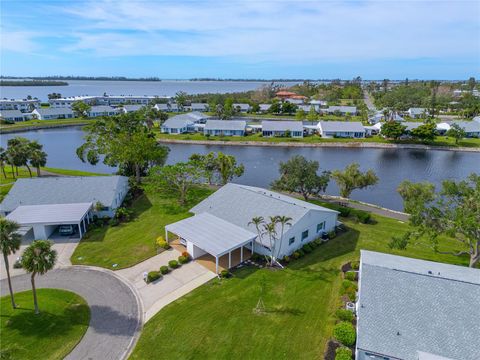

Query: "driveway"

xmin=116 ymin=248 xmax=216 ymax=321
xmin=0 ymin=267 xmax=142 ymax=360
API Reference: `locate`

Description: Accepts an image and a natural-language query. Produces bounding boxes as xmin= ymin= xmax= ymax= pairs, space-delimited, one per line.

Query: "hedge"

xmin=168 ymin=260 xmax=180 ymax=269
xmin=160 ymin=265 xmax=170 ymax=275
xmin=335 ymin=309 xmax=354 ymax=322
xmin=335 ymin=347 xmax=353 ymax=360
xmin=147 ymin=271 xmax=162 ymax=283
xmin=333 ymin=322 xmax=356 ymax=346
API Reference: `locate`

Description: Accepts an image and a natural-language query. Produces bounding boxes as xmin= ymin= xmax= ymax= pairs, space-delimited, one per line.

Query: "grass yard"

xmin=71 ymin=186 xmax=213 ymax=269
xmin=41 ymin=167 xmax=107 ymax=176
xmin=130 ymin=214 xmax=468 ymax=359
xmin=0 ymin=289 xmax=90 ymax=360
xmin=0 ymin=117 xmax=92 ymax=132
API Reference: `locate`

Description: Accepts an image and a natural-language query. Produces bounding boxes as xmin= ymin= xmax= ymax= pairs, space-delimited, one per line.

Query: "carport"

xmin=165 ymin=212 xmax=257 ymax=273
xmin=6 ymin=202 xmax=93 ymax=240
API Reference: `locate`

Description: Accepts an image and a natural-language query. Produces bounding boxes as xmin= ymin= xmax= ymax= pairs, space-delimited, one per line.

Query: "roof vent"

xmin=397 ymin=331 xmax=401 ymax=336
xmin=428 ymin=271 xmax=432 ymax=275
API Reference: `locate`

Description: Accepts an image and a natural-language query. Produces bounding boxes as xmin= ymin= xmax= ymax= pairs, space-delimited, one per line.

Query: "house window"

xmin=301 ymin=230 xmax=309 ymax=241
xmin=317 ymin=221 xmax=326 ymax=233
xmin=289 ymin=237 xmax=295 ymax=245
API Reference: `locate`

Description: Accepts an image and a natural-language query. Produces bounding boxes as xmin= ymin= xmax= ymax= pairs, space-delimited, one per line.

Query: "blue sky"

xmin=1 ymin=0 xmax=479 ymax=79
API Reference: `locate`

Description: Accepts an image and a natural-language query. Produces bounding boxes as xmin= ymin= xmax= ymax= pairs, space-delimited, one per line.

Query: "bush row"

xmin=314 ymin=202 xmax=371 ymax=223
xmin=146 ymin=252 xmax=191 ymax=283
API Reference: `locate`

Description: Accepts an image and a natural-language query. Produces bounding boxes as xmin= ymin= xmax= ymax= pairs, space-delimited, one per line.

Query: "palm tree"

xmin=21 ymin=240 xmax=57 ymax=314
xmin=263 ymin=217 xmax=279 ymax=265
xmin=248 ymin=216 xmax=264 ymax=256
xmin=0 ymin=218 xmax=22 ymax=309
xmin=0 ymin=147 xmax=7 ymax=178
xmin=275 ymin=216 xmax=292 ymax=260
xmin=28 ymin=141 xmax=47 ymax=177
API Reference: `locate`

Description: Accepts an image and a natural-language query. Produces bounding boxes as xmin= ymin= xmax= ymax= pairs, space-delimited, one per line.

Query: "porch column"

xmin=228 ymin=251 xmax=232 ymax=269
xmin=215 ymin=256 xmax=219 ymax=274
xmin=240 ymin=246 xmax=244 ymax=263
xmin=86 ymin=212 xmax=90 ymax=224
xmin=78 ymin=222 xmax=83 ymax=238
xmin=165 ymin=228 xmax=168 ymax=243
xmin=83 ymin=218 xmax=87 ymax=233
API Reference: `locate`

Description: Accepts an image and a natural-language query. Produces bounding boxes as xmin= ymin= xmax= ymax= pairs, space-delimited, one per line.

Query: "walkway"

xmin=116 ymin=248 xmax=216 ymax=322
xmin=0 ymin=267 xmax=142 ymax=360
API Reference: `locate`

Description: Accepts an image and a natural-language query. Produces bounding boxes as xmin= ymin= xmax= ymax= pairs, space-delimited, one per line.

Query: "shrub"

xmin=168 ymin=260 xmax=179 ymax=269
xmin=13 ymin=259 xmax=22 ymax=269
xmin=335 ymin=309 xmax=354 ymax=322
xmin=302 ymin=244 xmax=313 ymax=253
xmin=181 ymin=251 xmax=190 ymax=258
xmin=314 ymin=238 xmax=323 ymax=246
xmin=351 ymin=209 xmax=371 ymax=224
xmin=178 ymin=255 xmax=189 ymax=264
xmin=345 ymin=271 xmax=357 ymax=281
xmin=328 ymin=230 xmax=336 ymax=239
xmin=251 ymin=253 xmax=262 ymax=261
xmin=109 ymin=218 xmax=120 ymax=227
xmin=283 ymin=255 xmax=290 ymax=263
xmin=220 ymin=270 xmax=230 ymax=278
xmin=115 ymin=207 xmax=133 ymax=222
xmin=335 ymin=347 xmax=353 ymax=360
xmin=341 ymin=280 xmax=358 ymax=292
xmin=309 ymin=241 xmax=318 ymax=249
xmin=297 ymin=249 xmax=305 ymax=257
xmin=351 ymin=261 xmax=360 ymax=270
xmin=333 ymin=322 xmax=356 ymax=346
xmin=147 ymin=271 xmax=162 ymax=283
xmin=156 ymin=236 xmax=171 ymax=250
xmin=160 ymin=265 xmax=170 ymax=274
xmin=292 ymin=251 xmax=301 ymax=259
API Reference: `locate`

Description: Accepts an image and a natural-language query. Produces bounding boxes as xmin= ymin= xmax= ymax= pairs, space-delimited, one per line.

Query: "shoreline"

xmin=0 ymin=122 xmax=89 ymax=134
xmin=157 ymin=138 xmax=480 ymax=152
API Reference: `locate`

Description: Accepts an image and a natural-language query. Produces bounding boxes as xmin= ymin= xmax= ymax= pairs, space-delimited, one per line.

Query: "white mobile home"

xmin=262 ymin=120 xmax=303 ymax=138
xmin=32 ymin=108 xmax=74 ymax=120
xmin=0 ymin=99 xmax=41 ymax=111
xmin=406 ymin=107 xmax=428 ymax=119
xmin=0 ymin=110 xmax=32 ymax=122
xmin=88 ymin=105 xmax=120 ymax=117
xmin=323 ymin=106 xmax=357 ymax=115
xmin=204 ymin=120 xmax=246 ymax=136
xmin=318 ymin=121 xmax=365 ymax=138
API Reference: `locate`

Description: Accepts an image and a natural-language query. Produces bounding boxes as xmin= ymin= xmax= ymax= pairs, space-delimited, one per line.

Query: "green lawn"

xmin=0 ymin=289 xmax=90 ymax=360
xmin=156 ymin=131 xmax=480 ymax=148
xmin=41 ymin=167 xmax=107 ymax=176
xmin=71 ymin=186 xmax=213 ymax=269
xmin=0 ymin=117 xmax=92 ymax=132
xmin=130 ymin=214 xmax=468 ymax=359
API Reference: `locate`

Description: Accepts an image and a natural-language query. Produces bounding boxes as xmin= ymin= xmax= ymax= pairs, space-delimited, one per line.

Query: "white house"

xmin=0 ymin=176 xmax=129 ymax=240
xmin=0 ymin=98 xmax=41 ymax=111
xmin=285 ymin=98 xmax=304 ymax=105
xmin=233 ymin=103 xmax=251 ymax=113
xmin=161 ymin=114 xmax=195 ymax=134
xmin=323 ymin=106 xmax=357 ymax=115
xmin=440 ymin=120 xmax=480 ymax=138
xmin=49 ymin=95 xmax=167 ymax=108
xmin=88 ymin=105 xmax=120 ymax=117
xmin=165 ymin=184 xmax=339 ymax=272
xmin=406 ymin=107 xmax=428 ymax=119
xmin=369 ymin=111 xmax=404 ymax=124
xmin=262 ymin=120 xmax=303 ymax=138
xmin=188 ymin=103 xmax=209 ymax=112
xmin=258 ymin=104 xmax=271 ymax=113
xmin=204 ymin=120 xmax=246 ymax=136
xmin=318 ymin=121 xmax=366 ymax=138
xmin=154 ymin=103 xmax=179 ymax=112
xmin=0 ymin=110 xmax=33 ymax=122
xmin=120 ymin=104 xmax=144 ymax=113
xmin=48 ymin=95 xmax=98 ymax=108
xmin=356 ymin=250 xmax=480 ymax=360
xmin=32 ymin=108 xmax=74 ymax=120
xmin=309 ymin=100 xmax=327 ymax=107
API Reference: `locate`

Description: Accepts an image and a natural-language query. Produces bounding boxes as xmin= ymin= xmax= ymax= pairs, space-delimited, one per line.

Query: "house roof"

xmin=402 ymin=121 xmax=424 ymax=131
xmin=162 ymin=112 xmax=209 ymax=128
xmin=357 ymin=250 xmax=480 ymax=360
xmin=89 ymin=105 xmax=118 ymax=113
xmin=6 ymin=203 xmax=92 ymax=225
xmin=190 ymin=103 xmax=208 ymax=110
xmin=473 ymin=116 xmax=480 ymax=123
xmin=325 ymin=106 xmax=357 ymax=113
xmin=262 ymin=120 xmax=303 ymax=132
xmin=259 ymin=104 xmax=271 ymax=111
xmin=122 ymin=105 xmax=144 ymax=112
xmin=204 ymin=120 xmax=246 ymax=131
xmin=233 ymin=103 xmax=250 ymax=110
xmin=190 ymin=183 xmax=337 ymax=242
xmin=318 ymin=121 xmax=365 ymax=133
xmin=187 ymin=111 xmax=210 ymax=121
xmin=35 ymin=108 xmax=74 ymax=116
xmin=0 ymin=110 xmax=26 ymax=117
xmin=165 ymin=212 xmax=257 ymax=257
xmin=0 ymin=176 xmax=128 ymax=213
xmin=408 ymin=107 xmax=427 ymax=115
xmin=450 ymin=120 xmax=480 ymax=133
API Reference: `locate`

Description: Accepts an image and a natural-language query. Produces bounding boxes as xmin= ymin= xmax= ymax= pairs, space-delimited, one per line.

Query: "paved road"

xmin=363 ymin=91 xmax=376 ymax=111
xmin=0 ymin=267 xmax=142 ymax=360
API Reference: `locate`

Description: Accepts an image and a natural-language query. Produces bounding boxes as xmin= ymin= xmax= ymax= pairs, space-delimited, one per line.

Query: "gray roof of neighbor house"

xmin=0 ymin=110 xmax=26 ymax=118
xmin=187 ymin=111 xmax=210 ymax=121
xmin=89 ymin=105 xmax=119 ymax=113
xmin=6 ymin=203 xmax=92 ymax=225
xmin=401 ymin=121 xmax=424 ymax=131
xmin=122 ymin=104 xmax=144 ymax=112
xmin=473 ymin=116 xmax=480 ymax=123
xmin=233 ymin=103 xmax=250 ymax=110
xmin=451 ymin=120 xmax=480 ymax=133
xmin=262 ymin=120 xmax=303 ymax=132
xmin=162 ymin=114 xmax=195 ymax=129
xmin=318 ymin=121 xmax=365 ymax=133
xmin=0 ymin=176 xmax=128 ymax=213
xmin=324 ymin=106 xmax=357 ymax=113
xmin=189 ymin=103 xmax=208 ymax=110
xmin=259 ymin=104 xmax=271 ymax=111
xmin=166 ymin=212 xmax=257 ymax=257
xmin=35 ymin=107 xmax=74 ymax=116
xmin=204 ymin=120 xmax=246 ymax=131
xmin=190 ymin=183 xmax=338 ymax=238
xmin=357 ymin=250 xmax=480 ymax=360
xmin=408 ymin=107 xmax=427 ymax=115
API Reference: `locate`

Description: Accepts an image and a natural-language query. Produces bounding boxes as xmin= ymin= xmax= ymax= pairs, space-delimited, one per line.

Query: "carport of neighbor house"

xmin=6 ymin=202 xmax=93 ymax=240
xmin=165 ymin=212 xmax=257 ymax=273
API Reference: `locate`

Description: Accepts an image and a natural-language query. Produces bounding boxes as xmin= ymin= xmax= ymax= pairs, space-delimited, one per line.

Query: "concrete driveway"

xmin=0 ymin=267 xmax=142 ymax=360
xmin=116 ymin=248 xmax=216 ymax=321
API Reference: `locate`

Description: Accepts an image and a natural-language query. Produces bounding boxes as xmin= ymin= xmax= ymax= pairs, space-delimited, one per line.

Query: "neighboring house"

xmin=49 ymin=95 xmax=167 ymax=108
xmin=48 ymin=95 xmax=98 ymax=108
xmin=285 ymin=98 xmax=304 ymax=105
xmin=204 ymin=120 xmax=246 ymax=136
xmin=448 ymin=121 xmax=480 ymax=137
xmin=262 ymin=120 xmax=303 ymax=138
xmin=0 ymin=98 xmax=41 ymax=111
xmin=0 ymin=176 xmax=129 ymax=240
xmin=318 ymin=121 xmax=365 ymax=138
xmin=120 ymin=104 xmax=144 ymax=113
xmin=188 ymin=103 xmax=209 ymax=112
xmin=473 ymin=116 xmax=480 ymax=123
xmin=369 ymin=111 xmax=404 ymax=124
xmin=31 ymin=108 xmax=74 ymax=120
xmin=233 ymin=103 xmax=251 ymax=113
xmin=402 ymin=122 xmax=423 ymax=133
xmin=309 ymin=100 xmax=327 ymax=107
xmin=258 ymin=104 xmax=271 ymax=113
xmin=323 ymin=106 xmax=357 ymax=115
xmin=88 ymin=105 xmax=120 ymax=117
xmin=154 ymin=103 xmax=179 ymax=112
xmin=161 ymin=114 xmax=195 ymax=134
xmin=165 ymin=183 xmax=339 ymax=272
xmin=186 ymin=111 xmax=211 ymax=124
xmin=406 ymin=107 xmax=428 ymax=119
xmin=356 ymin=250 xmax=480 ymax=360
xmin=0 ymin=110 xmax=32 ymax=122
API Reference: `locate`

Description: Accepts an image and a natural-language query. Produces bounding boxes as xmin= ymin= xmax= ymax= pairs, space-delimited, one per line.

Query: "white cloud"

xmin=0 ymin=30 xmax=39 ymax=53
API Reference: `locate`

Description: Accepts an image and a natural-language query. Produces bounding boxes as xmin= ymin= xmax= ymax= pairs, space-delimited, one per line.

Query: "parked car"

xmin=59 ymin=225 xmax=75 ymax=236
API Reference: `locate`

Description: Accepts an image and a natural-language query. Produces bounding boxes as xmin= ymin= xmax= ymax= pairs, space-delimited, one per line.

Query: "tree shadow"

xmin=265 ymin=306 xmax=305 ymax=316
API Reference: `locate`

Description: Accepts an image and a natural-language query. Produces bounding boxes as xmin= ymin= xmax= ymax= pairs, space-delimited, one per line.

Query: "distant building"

xmin=318 ymin=121 xmax=365 ymax=138
xmin=285 ymin=98 xmax=304 ymax=105
xmin=87 ymin=105 xmax=120 ymax=118
xmin=188 ymin=103 xmax=209 ymax=112
xmin=160 ymin=112 xmax=210 ymax=134
xmin=0 ymin=98 xmax=41 ymax=111
xmin=0 ymin=110 xmax=33 ymax=122
xmin=154 ymin=103 xmax=180 ymax=112
xmin=49 ymin=95 xmax=169 ymax=108
xmin=356 ymin=250 xmax=480 ymax=360
xmin=262 ymin=120 xmax=303 ymax=138
xmin=275 ymin=90 xmax=298 ymax=99
xmin=204 ymin=120 xmax=246 ymax=136
xmin=32 ymin=108 xmax=74 ymax=120
xmin=406 ymin=107 xmax=428 ymax=119
xmin=233 ymin=103 xmax=251 ymax=113
xmin=309 ymin=100 xmax=327 ymax=107
xmin=323 ymin=106 xmax=357 ymax=115
xmin=438 ymin=121 xmax=480 ymax=138
xmin=120 ymin=104 xmax=144 ymax=113
xmin=258 ymin=104 xmax=271 ymax=113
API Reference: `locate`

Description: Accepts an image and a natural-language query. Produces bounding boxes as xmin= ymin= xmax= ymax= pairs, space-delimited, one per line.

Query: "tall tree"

xmin=147 ymin=162 xmax=201 ymax=205
xmin=396 ymin=174 xmax=480 ymax=267
xmin=0 ymin=218 xmax=22 ymax=309
xmin=410 ymin=121 xmax=437 ymax=142
xmin=306 ymin=106 xmax=318 ymax=121
xmin=263 ymin=218 xmax=278 ymax=265
xmin=174 ymin=91 xmax=188 ymax=112
xmin=71 ymin=101 xmax=91 ymax=118
xmin=21 ymin=240 xmax=57 ymax=314
xmin=6 ymin=137 xmax=32 ymax=177
xmin=248 ymin=216 xmax=265 ymax=255
xmin=0 ymin=147 xmax=7 ymax=178
xmin=446 ymin=123 xmax=466 ymax=144
xmin=189 ymin=152 xmax=218 ymax=185
xmin=271 ymin=155 xmax=330 ymax=201
xmin=76 ymin=113 xmax=169 ymax=183
xmin=380 ymin=121 xmax=407 ymax=140
xmin=332 ymin=163 xmax=378 ymax=198
xmin=275 ymin=215 xmax=292 ymax=260
xmin=216 ymin=152 xmax=244 ymax=185
xmin=28 ymin=141 xmax=48 ymax=176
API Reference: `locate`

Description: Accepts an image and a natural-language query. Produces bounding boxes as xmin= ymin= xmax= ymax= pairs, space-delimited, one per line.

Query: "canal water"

xmin=1 ymin=127 xmax=479 ymax=211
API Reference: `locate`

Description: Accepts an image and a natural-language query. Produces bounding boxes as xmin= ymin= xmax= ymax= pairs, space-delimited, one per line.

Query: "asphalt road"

xmin=0 ymin=267 xmax=142 ymax=360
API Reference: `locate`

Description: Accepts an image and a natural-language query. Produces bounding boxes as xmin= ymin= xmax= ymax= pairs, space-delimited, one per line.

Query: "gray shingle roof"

xmin=451 ymin=120 xmax=480 ymax=133
xmin=6 ymin=203 xmax=92 ymax=225
xmin=318 ymin=121 xmax=365 ymax=132
xmin=162 ymin=114 xmax=194 ymax=129
xmin=204 ymin=120 xmax=246 ymax=131
xmin=35 ymin=108 xmax=74 ymax=116
xmin=89 ymin=105 xmax=118 ymax=112
xmin=190 ymin=183 xmax=337 ymax=236
xmin=0 ymin=110 xmax=26 ymax=117
xmin=262 ymin=120 xmax=303 ymax=132
xmin=357 ymin=250 xmax=480 ymax=360
xmin=324 ymin=106 xmax=357 ymax=113
xmin=233 ymin=103 xmax=251 ymax=110
xmin=0 ymin=176 xmax=128 ymax=213
xmin=408 ymin=107 xmax=427 ymax=115
xmin=122 ymin=105 xmax=144 ymax=112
